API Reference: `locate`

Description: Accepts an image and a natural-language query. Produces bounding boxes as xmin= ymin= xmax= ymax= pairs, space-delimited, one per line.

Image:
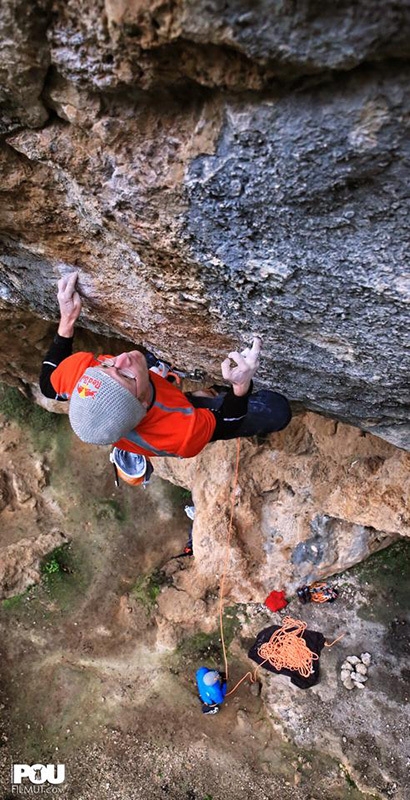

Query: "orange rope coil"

xmin=257 ymin=616 xmax=318 ymax=678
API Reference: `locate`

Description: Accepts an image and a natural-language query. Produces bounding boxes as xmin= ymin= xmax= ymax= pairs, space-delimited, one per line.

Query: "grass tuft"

xmin=130 ymin=569 xmax=171 ymax=613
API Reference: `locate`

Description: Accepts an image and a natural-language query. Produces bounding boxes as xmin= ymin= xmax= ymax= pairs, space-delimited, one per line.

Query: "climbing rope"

xmin=216 ymin=439 xmax=345 ymax=698
xmin=216 ymin=444 xmax=313 ymax=690
xmin=257 ymin=616 xmax=318 ymax=678
xmin=215 ymin=436 xmax=264 ymax=697
xmin=219 ymin=437 xmax=241 ymax=682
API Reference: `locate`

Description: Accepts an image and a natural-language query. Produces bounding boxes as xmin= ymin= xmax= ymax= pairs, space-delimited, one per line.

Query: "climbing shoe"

xmin=202 ymin=704 xmax=220 ymax=715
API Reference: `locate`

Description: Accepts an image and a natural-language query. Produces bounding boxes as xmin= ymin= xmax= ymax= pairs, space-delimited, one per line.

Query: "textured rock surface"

xmin=256 ymin=573 xmax=410 ymax=799
xmin=0 ymin=413 xmax=68 ymax=598
xmin=0 ymin=529 xmax=68 ymax=599
xmin=0 ymin=0 xmax=50 ymax=132
xmin=153 ymin=413 xmax=409 ymax=603
xmin=0 ymin=1 xmax=409 ymax=446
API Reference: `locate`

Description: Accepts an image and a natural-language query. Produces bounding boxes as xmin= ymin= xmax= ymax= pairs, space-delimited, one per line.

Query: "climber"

xmin=39 ymin=272 xmax=291 ymax=458
xmin=195 ymin=668 xmax=227 ymax=715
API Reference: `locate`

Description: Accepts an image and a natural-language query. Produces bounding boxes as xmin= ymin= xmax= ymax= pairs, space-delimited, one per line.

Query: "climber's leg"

xmin=232 ymin=390 xmax=291 ymax=437
xmin=188 ymin=389 xmax=291 ymax=440
xmin=143 ymin=349 xmax=160 ymax=369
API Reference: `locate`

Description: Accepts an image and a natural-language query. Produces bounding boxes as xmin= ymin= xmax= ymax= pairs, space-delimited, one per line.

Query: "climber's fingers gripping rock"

xmin=240 ymin=334 xmax=262 ymax=366
xmin=57 ymin=271 xmax=82 ymax=325
xmin=57 ymin=271 xmax=82 ymax=338
xmin=221 ymin=335 xmax=261 ymax=396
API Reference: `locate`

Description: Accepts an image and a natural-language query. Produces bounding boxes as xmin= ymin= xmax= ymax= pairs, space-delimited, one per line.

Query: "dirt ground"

xmin=0 ymin=407 xmax=409 ymax=800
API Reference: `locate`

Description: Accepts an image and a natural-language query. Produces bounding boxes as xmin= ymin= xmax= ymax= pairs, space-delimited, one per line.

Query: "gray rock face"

xmin=0 ymin=0 xmax=50 ymax=132
xmin=47 ymin=1 xmax=410 ymax=91
xmin=0 ymin=1 xmax=409 ymax=446
xmin=185 ymin=66 xmax=410 ymax=443
xmin=180 ymin=0 xmax=410 ymax=69
xmin=290 ymin=515 xmax=393 ymax=580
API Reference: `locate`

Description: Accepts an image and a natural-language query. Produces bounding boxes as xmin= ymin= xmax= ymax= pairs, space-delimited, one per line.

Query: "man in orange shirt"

xmin=40 ymin=273 xmax=291 ymax=458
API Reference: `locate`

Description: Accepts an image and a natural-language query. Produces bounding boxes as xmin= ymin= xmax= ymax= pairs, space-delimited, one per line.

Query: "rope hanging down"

xmin=219 ymin=437 xmax=241 ymax=682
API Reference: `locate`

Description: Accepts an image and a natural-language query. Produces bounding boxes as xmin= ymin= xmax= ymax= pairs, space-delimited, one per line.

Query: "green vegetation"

xmin=40 ymin=542 xmax=91 ymax=612
xmin=339 ymin=538 xmax=410 ymax=626
xmin=347 ymin=538 xmax=410 ymax=622
xmin=1 ymin=544 xmax=75 ymax=611
xmin=1 ymin=542 xmax=91 ymax=621
xmin=41 ymin=543 xmax=71 ymax=580
xmin=163 ymin=481 xmax=192 ymax=505
xmin=95 ymin=497 xmax=128 ymax=522
xmin=1 ymin=588 xmax=32 ymax=610
xmin=0 ymin=383 xmax=68 ymax=451
xmin=351 ymin=537 xmax=410 ymax=581
xmin=176 ymin=605 xmax=245 ymax=665
xmin=340 ymin=765 xmax=358 ymax=790
xmin=178 ymin=630 xmax=221 ymax=661
xmin=130 ymin=569 xmax=171 ymax=612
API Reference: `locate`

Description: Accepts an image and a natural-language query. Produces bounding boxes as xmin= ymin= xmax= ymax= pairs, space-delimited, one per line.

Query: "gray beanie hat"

xmin=69 ymin=367 xmax=146 ymax=445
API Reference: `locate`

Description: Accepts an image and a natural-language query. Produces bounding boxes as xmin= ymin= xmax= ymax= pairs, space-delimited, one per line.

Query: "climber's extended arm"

xmin=39 ymin=334 xmax=74 ymax=399
xmin=39 ymin=272 xmax=82 ymax=400
xmin=209 ymin=380 xmax=253 ymax=441
xmin=209 ymin=336 xmax=261 ymax=439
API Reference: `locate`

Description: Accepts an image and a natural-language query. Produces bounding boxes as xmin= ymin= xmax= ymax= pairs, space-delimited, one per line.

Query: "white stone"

xmin=351 ymin=672 xmax=367 ymax=683
xmin=361 ymin=652 xmax=372 ymax=666
xmin=356 ymin=663 xmax=367 ymax=675
xmin=341 ymin=661 xmax=353 ymax=671
xmin=343 ymin=676 xmax=355 ymax=690
xmin=341 ymin=670 xmax=352 ymax=681
xmin=347 ymin=655 xmax=361 ymax=664
xmin=355 ymin=682 xmax=365 ymax=689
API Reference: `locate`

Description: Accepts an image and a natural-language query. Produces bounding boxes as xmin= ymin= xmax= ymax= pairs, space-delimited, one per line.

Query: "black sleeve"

xmin=210 ymin=381 xmax=253 ymax=441
xmin=39 ymin=333 xmax=74 ymax=400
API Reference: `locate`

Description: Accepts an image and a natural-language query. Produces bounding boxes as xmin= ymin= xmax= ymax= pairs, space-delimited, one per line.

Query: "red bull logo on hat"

xmin=76 ymin=373 xmax=102 ymax=399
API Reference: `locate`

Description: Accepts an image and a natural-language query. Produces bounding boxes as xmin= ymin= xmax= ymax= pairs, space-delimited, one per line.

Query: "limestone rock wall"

xmin=153 ymin=414 xmax=409 ymax=604
xmin=0 ymin=1 xmax=409 ymax=446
